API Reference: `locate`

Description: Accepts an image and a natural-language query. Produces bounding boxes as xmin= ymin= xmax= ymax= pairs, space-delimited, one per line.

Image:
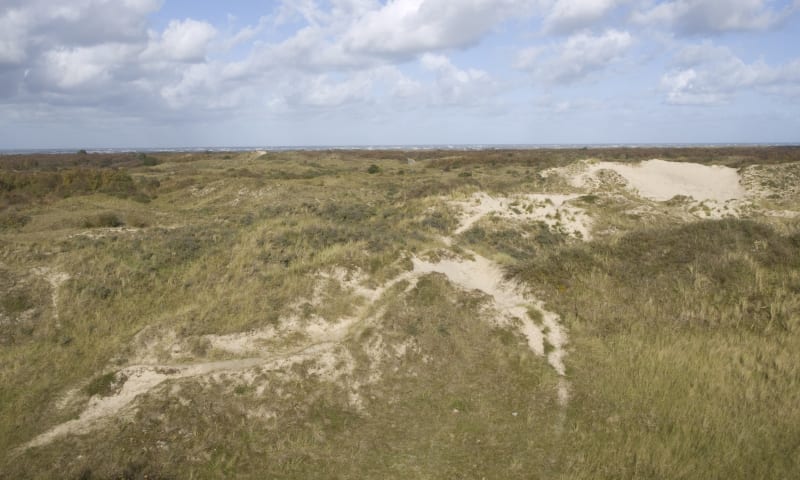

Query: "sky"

xmin=1 ymin=0 xmax=799 ymax=148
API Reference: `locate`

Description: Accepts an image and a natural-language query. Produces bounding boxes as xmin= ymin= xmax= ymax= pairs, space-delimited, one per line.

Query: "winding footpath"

xmin=25 ymin=202 xmax=570 ymax=449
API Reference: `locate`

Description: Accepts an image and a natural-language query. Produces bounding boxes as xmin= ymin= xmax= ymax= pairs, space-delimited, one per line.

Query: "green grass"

xmin=0 ymin=148 xmax=798 ymax=479
xmin=510 ymin=219 xmax=800 ymax=479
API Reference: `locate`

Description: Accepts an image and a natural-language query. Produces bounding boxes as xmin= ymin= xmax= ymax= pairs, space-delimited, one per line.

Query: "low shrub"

xmin=81 ymin=213 xmax=124 ymax=228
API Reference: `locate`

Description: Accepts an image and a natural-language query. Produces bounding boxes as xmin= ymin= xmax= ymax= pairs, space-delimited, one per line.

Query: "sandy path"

xmin=31 ymin=267 xmax=70 ymax=324
xmin=25 ymin=338 xmax=351 ymax=449
xmin=27 ymin=192 xmax=571 ymax=448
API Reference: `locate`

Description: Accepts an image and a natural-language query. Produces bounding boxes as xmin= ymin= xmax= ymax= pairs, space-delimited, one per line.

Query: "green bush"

xmin=367 ymin=164 xmax=380 ymax=174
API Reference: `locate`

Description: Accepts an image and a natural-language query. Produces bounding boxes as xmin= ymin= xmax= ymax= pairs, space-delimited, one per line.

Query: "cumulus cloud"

xmin=542 ymin=0 xmax=628 ymax=33
xmin=0 ymin=0 xmax=159 ymax=69
xmin=144 ymin=19 xmax=217 ymax=62
xmin=341 ymin=0 xmax=536 ymax=58
xmin=661 ymin=43 xmax=800 ymax=105
xmin=420 ymin=53 xmax=495 ymax=106
xmin=0 ymin=0 xmax=161 ymax=100
xmin=263 ymin=65 xmax=424 ymax=113
xmin=2 ymin=0 xmax=799 ymax=145
xmin=0 ymin=10 xmax=28 ymax=65
xmin=295 ymin=73 xmax=374 ymax=108
xmin=37 ymin=43 xmax=141 ymax=91
xmin=2 ymin=0 xmax=539 ymax=121
xmin=518 ymin=29 xmax=633 ymax=84
xmin=634 ymin=0 xmax=793 ymax=34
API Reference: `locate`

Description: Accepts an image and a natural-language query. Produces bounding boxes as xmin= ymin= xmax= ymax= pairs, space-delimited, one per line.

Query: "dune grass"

xmin=0 ymin=148 xmax=798 ymax=479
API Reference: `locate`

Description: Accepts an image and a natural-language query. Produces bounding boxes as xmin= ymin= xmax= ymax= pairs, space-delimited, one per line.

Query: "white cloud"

xmin=634 ymin=0 xmax=792 ymax=34
xmin=39 ymin=44 xmax=140 ymax=90
xmin=520 ymin=29 xmax=633 ymax=84
xmin=223 ymin=16 xmax=270 ymax=50
xmin=342 ymin=0 xmax=535 ymax=58
xmin=296 ymin=73 xmax=374 ymax=107
xmin=661 ymin=69 xmax=726 ymax=105
xmin=421 ymin=53 xmax=495 ymax=106
xmin=543 ymin=0 xmax=627 ymax=33
xmin=34 ymin=0 xmax=162 ymax=45
xmin=3 ymin=0 xmax=798 ymax=146
xmin=661 ymin=43 xmax=800 ymax=105
xmin=514 ymin=46 xmax=545 ymax=70
xmin=0 ymin=9 xmax=29 ymax=65
xmin=0 ymin=0 xmax=160 ymax=67
xmin=159 ymin=63 xmax=250 ymax=110
xmin=147 ymin=19 xmax=217 ymax=62
xmin=535 ymin=95 xmax=606 ymax=114
xmin=262 ymin=65 xmax=424 ymax=112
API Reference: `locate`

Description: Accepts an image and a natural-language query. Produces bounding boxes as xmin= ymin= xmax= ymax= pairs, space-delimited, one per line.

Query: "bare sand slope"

xmin=412 ymin=254 xmax=566 ymax=376
xmin=451 ymin=192 xmax=592 ymax=239
xmin=576 ymin=159 xmax=746 ymax=201
xmin=413 ymin=252 xmax=570 ymax=405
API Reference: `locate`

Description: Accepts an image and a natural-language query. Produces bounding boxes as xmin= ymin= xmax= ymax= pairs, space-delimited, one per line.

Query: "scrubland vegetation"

xmin=1 ymin=147 xmax=799 ymax=479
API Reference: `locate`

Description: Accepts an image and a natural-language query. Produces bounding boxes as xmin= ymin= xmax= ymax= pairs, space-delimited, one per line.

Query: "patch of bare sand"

xmin=68 ymin=227 xmax=142 ymax=240
xmin=573 ymin=159 xmax=746 ymax=202
xmin=25 ymin=339 xmax=357 ymax=449
xmin=450 ymin=192 xmax=592 ymax=240
xmin=31 ymin=267 xmax=70 ymax=324
xmin=412 ymin=253 xmax=567 ymax=378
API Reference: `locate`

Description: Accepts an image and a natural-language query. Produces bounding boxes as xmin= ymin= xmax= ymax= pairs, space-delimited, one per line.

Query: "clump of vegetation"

xmin=367 ymin=164 xmax=380 ymax=174
xmin=140 ymin=155 xmax=159 ymax=167
xmin=81 ymin=212 xmax=124 ymax=228
xmin=1 ymin=168 xmax=149 ymax=209
xmin=0 ymin=210 xmax=30 ymax=230
xmin=1 ymin=291 xmax=33 ymax=314
xmin=420 ymin=209 xmax=457 ymax=233
xmin=84 ymin=371 xmax=127 ymax=398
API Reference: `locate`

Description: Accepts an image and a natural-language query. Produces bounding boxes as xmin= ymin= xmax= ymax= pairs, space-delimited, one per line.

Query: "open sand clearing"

xmin=576 ymin=159 xmax=746 ymax=201
xmin=451 ymin=192 xmax=592 ymax=239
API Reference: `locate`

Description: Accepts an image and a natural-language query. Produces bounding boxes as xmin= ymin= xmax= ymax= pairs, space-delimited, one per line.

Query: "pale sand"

xmin=451 ymin=192 xmax=592 ymax=240
xmin=575 ymin=159 xmax=746 ymax=202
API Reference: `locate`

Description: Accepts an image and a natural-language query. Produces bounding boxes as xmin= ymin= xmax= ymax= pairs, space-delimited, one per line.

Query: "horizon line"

xmin=2 ymin=142 xmax=800 ymax=155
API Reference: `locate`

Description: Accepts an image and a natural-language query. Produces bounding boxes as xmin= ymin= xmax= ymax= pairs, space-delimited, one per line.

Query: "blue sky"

xmin=1 ymin=0 xmax=799 ymax=148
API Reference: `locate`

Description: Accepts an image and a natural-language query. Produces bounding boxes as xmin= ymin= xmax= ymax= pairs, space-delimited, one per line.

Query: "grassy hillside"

xmin=1 ymin=148 xmax=798 ymax=479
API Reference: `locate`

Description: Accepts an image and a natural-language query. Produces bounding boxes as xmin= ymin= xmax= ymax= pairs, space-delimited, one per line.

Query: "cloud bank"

xmin=0 ymin=0 xmax=798 ymax=146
